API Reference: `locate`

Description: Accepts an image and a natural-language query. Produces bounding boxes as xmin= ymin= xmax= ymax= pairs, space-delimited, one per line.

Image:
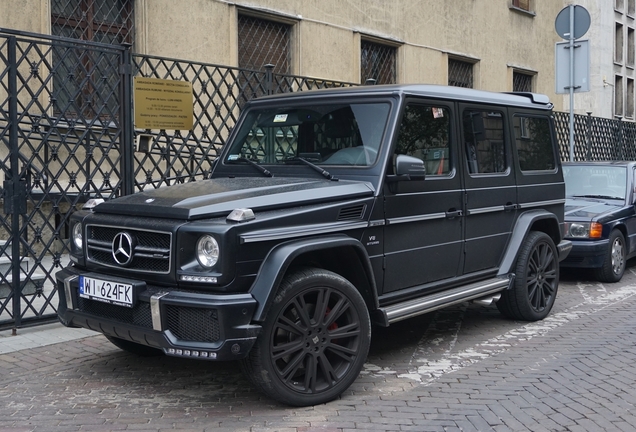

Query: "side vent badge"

xmin=227 ymin=208 xmax=255 ymax=222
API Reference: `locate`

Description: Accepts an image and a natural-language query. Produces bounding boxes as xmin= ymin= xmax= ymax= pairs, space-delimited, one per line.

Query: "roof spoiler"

xmin=504 ymin=92 xmax=552 ymax=106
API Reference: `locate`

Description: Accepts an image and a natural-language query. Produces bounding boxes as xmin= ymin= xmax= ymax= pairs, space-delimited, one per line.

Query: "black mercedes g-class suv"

xmin=57 ymin=84 xmax=571 ymax=406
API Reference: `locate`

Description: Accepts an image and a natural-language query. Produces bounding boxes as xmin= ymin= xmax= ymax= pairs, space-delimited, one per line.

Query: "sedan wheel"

xmin=595 ymin=229 xmax=626 ymax=283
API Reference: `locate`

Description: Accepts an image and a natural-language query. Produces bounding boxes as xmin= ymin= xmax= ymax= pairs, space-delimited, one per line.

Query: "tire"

xmin=241 ymin=267 xmax=371 ymax=406
xmin=497 ymin=231 xmax=559 ymax=321
xmin=105 ymin=335 xmax=164 ymax=357
xmin=594 ymin=229 xmax=626 ymax=283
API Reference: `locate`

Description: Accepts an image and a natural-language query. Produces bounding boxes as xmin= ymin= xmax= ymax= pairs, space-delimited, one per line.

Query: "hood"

xmin=564 ymin=197 xmax=623 ymax=220
xmin=94 ymin=177 xmax=375 ymax=220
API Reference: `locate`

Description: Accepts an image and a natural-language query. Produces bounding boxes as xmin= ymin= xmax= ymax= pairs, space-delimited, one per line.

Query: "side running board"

xmin=374 ymin=277 xmax=511 ymax=326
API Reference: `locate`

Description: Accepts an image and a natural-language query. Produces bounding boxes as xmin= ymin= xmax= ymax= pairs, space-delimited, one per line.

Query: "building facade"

xmin=1 ymin=0 xmax=565 ymax=110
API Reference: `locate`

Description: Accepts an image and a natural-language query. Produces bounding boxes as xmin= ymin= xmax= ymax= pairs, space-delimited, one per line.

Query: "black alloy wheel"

xmin=242 ymin=268 xmax=371 ymax=406
xmin=497 ymin=231 xmax=559 ymax=321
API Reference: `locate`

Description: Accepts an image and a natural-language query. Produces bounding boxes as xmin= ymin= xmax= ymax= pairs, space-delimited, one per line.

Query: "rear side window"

xmin=513 ymin=115 xmax=556 ymax=172
xmin=463 ymin=110 xmax=506 ymax=174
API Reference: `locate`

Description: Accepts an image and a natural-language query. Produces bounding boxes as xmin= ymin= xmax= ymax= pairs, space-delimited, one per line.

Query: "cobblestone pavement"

xmin=1 ymin=264 xmax=636 ymax=431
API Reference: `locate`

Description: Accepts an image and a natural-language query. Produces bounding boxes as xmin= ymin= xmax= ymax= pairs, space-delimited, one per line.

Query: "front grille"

xmin=86 ymin=224 xmax=172 ymax=273
xmin=166 ymin=305 xmax=220 ymax=343
xmin=77 ymin=297 xmax=153 ymax=328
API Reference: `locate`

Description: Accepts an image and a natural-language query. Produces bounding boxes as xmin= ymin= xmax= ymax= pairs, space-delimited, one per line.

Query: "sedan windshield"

xmin=225 ymin=102 xmax=390 ymax=167
xmin=563 ymin=165 xmax=627 ymax=200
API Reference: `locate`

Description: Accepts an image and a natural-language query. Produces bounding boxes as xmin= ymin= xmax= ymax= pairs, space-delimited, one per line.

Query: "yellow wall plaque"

xmin=134 ymin=77 xmax=194 ymax=130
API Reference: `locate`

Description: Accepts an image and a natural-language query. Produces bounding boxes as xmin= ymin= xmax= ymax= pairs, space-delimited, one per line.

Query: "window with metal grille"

xmin=512 ymin=0 xmax=531 ymax=11
xmin=513 ymin=71 xmax=533 ymax=92
xmin=50 ymin=0 xmax=134 ymax=119
xmin=238 ymin=15 xmax=291 ymax=74
xmin=448 ymin=59 xmax=474 ymax=88
xmin=361 ymin=40 xmax=396 ymax=85
xmin=51 ymin=0 xmax=134 ymax=44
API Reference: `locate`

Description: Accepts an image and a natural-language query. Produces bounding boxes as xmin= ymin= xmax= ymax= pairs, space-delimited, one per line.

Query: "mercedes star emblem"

xmin=112 ymin=232 xmax=134 ymax=266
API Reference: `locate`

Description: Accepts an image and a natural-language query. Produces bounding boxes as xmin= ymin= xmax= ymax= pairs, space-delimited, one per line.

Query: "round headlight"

xmin=72 ymin=223 xmax=83 ymax=249
xmin=196 ymin=235 xmax=219 ymax=268
xmin=568 ymin=222 xmax=590 ymax=238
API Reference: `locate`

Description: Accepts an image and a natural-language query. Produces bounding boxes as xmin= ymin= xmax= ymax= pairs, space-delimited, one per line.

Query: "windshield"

xmin=563 ymin=165 xmax=627 ymax=199
xmin=225 ymin=102 xmax=390 ymax=167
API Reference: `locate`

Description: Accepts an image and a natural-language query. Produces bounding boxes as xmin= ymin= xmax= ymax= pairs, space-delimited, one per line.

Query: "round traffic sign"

xmin=555 ymin=5 xmax=591 ymax=40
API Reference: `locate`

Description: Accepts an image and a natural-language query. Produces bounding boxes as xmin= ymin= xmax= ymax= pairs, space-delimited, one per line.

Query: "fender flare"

xmin=249 ymin=234 xmax=378 ymax=322
xmin=497 ymin=210 xmax=561 ymax=277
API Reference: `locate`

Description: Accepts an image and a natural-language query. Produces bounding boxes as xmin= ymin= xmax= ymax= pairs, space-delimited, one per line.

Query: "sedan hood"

xmin=564 ymin=197 xmax=623 ymax=220
xmin=94 ymin=177 xmax=375 ymax=220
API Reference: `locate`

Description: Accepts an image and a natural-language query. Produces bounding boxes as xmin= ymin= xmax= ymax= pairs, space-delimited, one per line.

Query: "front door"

xmin=382 ymin=101 xmax=463 ymax=293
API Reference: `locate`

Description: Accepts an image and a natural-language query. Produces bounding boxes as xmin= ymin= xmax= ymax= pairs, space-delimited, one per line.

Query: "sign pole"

xmin=569 ymin=4 xmax=575 ymax=162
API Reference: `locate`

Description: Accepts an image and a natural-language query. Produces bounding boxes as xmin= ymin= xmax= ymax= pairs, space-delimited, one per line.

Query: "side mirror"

xmin=395 ymin=154 xmax=426 ymax=179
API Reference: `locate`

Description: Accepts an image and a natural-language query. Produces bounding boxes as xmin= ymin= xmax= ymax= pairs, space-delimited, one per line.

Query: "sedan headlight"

xmin=196 ymin=235 xmax=220 ymax=268
xmin=564 ymin=222 xmax=603 ymax=239
xmin=72 ymin=222 xmax=83 ymax=249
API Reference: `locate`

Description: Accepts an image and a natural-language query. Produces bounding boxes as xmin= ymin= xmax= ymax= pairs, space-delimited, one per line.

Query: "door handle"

xmin=504 ymin=203 xmax=518 ymax=212
xmin=445 ymin=209 xmax=463 ymax=219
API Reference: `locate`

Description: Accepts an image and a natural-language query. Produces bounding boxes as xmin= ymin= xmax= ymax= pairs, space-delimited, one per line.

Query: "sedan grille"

xmin=86 ymin=224 xmax=172 ymax=273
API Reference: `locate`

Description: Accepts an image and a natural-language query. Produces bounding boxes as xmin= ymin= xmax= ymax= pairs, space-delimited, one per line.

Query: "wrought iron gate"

xmin=0 ymin=28 xmax=353 ymax=330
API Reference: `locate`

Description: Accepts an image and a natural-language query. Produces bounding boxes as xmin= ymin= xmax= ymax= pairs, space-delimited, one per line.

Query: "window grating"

xmin=51 ymin=0 xmax=134 ymax=45
xmin=238 ymin=15 xmax=291 ymax=74
xmin=448 ymin=59 xmax=473 ymax=88
xmin=513 ymin=71 xmax=533 ymax=92
xmin=512 ymin=0 xmax=531 ymax=11
xmin=361 ymin=40 xmax=396 ymax=84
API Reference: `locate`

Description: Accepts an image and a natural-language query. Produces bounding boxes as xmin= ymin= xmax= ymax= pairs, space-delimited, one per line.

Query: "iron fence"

xmin=2 ymin=28 xmax=636 ymax=331
xmin=0 ymin=28 xmax=354 ymax=330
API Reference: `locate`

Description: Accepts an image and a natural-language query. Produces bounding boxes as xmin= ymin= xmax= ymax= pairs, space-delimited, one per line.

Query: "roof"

xmin=252 ymin=83 xmax=553 ymax=110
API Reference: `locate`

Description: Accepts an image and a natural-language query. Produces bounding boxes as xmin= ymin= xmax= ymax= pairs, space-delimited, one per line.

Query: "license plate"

xmin=79 ymin=276 xmax=134 ymax=307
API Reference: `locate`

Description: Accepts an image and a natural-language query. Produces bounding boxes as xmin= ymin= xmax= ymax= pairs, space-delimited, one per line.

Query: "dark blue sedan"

xmin=560 ymin=161 xmax=636 ymax=282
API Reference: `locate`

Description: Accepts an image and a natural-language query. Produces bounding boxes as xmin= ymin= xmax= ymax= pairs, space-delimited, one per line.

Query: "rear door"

xmin=510 ymin=110 xmax=564 ymax=226
xmin=460 ymin=104 xmax=518 ymax=274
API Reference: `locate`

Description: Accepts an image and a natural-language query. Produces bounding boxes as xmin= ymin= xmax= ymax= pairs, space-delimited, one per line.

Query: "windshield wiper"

xmin=572 ymin=194 xmax=623 ymax=200
xmin=227 ymin=157 xmax=273 ymax=177
xmin=284 ymin=157 xmax=338 ymax=181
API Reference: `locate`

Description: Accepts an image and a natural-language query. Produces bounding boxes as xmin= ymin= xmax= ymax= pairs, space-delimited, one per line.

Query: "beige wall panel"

xmin=1 ymin=0 xmax=47 ymax=33
xmin=297 ymin=22 xmax=356 ymax=82
xmin=142 ymin=0 xmax=231 ymax=64
xmin=400 ymin=45 xmax=446 ymax=85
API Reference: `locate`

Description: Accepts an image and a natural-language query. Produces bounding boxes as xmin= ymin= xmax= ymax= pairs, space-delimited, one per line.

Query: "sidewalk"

xmin=0 ymin=321 xmax=96 ymax=355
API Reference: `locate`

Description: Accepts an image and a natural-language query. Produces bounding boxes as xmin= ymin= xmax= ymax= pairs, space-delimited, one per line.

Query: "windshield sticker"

xmin=227 ymin=154 xmax=239 ymax=161
xmin=432 ymin=107 xmax=444 ymax=118
xmin=273 ymin=114 xmax=288 ymax=123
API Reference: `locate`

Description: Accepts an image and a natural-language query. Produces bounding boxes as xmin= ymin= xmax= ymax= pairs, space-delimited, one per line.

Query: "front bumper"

xmin=56 ymin=266 xmax=261 ymax=361
xmin=559 ymin=238 xmax=609 ymax=269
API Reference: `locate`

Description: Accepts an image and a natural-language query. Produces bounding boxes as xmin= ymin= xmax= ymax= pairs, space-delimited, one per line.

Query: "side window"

xmin=513 ymin=116 xmax=556 ymax=171
xmin=463 ymin=110 xmax=506 ymax=174
xmin=395 ymin=104 xmax=451 ymax=175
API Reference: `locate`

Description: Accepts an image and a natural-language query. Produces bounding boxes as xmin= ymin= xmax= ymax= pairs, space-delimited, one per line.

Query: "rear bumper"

xmin=56 ymin=266 xmax=261 ymax=361
xmin=559 ymin=238 xmax=609 ymax=269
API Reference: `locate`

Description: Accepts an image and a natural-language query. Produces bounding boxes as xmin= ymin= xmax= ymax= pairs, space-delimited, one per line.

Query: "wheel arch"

xmin=498 ymin=210 xmax=561 ymax=277
xmin=249 ymin=235 xmax=379 ymax=322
